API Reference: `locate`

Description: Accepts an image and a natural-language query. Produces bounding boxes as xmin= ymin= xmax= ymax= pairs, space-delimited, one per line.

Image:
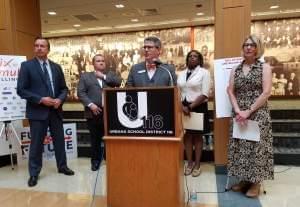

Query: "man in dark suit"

xmin=126 ymin=36 xmax=177 ymax=87
xmin=17 ymin=37 xmax=74 ymax=187
xmin=77 ymin=54 xmax=121 ymax=171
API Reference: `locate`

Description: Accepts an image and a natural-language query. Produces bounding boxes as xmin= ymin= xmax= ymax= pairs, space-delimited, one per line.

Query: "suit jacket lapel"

xmin=183 ymin=69 xmax=189 ymax=82
xmin=90 ymin=73 xmax=103 ymax=104
xmin=187 ymin=66 xmax=200 ymax=82
xmin=142 ymin=62 xmax=151 ymax=83
xmin=90 ymin=72 xmax=102 ymax=88
xmin=152 ymin=67 xmax=164 ymax=83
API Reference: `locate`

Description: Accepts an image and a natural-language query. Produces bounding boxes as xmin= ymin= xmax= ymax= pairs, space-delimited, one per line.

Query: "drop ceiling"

xmin=40 ymin=0 xmax=300 ymax=37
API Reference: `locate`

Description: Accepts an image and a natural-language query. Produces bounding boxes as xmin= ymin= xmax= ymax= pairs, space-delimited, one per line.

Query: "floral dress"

xmin=227 ymin=60 xmax=274 ymax=183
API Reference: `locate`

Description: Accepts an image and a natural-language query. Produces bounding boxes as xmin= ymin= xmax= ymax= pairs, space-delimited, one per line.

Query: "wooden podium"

xmin=104 ymin=87 xmax=184 ymax=207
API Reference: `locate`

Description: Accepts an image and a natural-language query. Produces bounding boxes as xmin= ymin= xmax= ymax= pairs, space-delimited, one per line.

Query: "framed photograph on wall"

xmin=194 ymin=25 xmax=215 ymax=98
xmin=252 ymin=18 xmax=300 ymax=98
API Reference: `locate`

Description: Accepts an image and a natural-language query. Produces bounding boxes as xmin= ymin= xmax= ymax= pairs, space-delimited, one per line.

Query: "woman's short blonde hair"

xmin=242 ymin=34 xmax=264 ymax=59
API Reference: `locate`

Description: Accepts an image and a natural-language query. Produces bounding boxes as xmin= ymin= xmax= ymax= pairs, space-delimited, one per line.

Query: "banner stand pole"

xmin=0 ymin=120 xmax=23 ymax=170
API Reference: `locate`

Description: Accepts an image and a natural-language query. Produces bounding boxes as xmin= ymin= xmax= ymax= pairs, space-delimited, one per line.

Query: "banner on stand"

xmin=16 ymin=123 xmax=78 ymax=163
xmin=0 ymin=55 xmax=26 ymax=122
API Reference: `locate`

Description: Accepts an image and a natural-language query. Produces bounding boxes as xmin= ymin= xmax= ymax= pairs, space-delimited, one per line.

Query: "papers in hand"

xmin=232 ymin=119 xmax=260 ymax=142
xmin=182 ymin=112 xmax=203 ymax=130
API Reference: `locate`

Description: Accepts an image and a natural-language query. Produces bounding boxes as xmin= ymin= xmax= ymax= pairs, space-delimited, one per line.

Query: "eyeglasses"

xmin=143 ymin=45 xmax=157 ymax=50
xmin=243 ymin=43 xmax=257 ymax=48
xmin=188 ymin=54 xmax=199 ymax=58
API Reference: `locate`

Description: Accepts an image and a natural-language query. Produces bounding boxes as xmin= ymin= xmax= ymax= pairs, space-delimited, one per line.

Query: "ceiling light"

xmin=115 ymin=4 xmax=124 ymax=8
xmin=131 ymin=19 xmax=139 ymax=22
xmin=270 ymin=5 xmax=279 ymax=9
xmin=196 ymin=12 xmax=204 ymax=16
xmin=48 ymin=11 xmax=57 ymax=15
xmin=115 ymin=23 xmax=148 ymax=29
xmin=73 ymin=24 xmax=81 ymax=27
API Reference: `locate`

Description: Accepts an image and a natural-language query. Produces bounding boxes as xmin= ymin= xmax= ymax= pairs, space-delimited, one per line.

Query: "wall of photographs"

xmin=48 ymin=18 xmax=300 ymax=101
xmin=252 ymin=19 xmax=300 ymax=97
xmin=49 ymin=28 xmax=190 ymax=101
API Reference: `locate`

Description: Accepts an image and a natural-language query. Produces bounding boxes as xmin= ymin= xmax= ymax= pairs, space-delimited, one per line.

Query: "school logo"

xmin=117 ymin=92 xmax=147 ymax=128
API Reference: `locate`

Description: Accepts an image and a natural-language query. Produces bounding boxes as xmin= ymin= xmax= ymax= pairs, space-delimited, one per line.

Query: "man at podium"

xmin=126 ymin=36 xmax=177 ymax=87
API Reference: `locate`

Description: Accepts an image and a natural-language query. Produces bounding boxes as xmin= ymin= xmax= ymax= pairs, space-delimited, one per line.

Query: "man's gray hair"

xmin=144 ymin=36 xmax=162 ymax=49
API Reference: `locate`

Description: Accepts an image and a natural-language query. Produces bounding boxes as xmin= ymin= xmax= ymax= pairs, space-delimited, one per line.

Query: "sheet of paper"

xmin=232 ymin=119 xmax=260 ymax=142
xmin=182 ymin=112 xmax=203 ymax=130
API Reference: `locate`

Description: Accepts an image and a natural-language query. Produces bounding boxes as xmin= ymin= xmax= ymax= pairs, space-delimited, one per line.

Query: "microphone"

xmin=153 ymin=59 xmax=162 ymax=66
xmin=153 ymin=59 xmax=174 ymax=86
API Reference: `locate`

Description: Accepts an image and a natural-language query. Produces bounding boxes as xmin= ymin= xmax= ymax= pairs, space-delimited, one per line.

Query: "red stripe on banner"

xmin=64 ymin=136 xmax=72 ymax=140
xmin=21 ymin=141 xmax=31 ymax=144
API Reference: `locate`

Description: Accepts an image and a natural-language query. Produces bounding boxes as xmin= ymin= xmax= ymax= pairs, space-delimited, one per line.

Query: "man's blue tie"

xmin=42 ymin=61 xmax=54 ymax=97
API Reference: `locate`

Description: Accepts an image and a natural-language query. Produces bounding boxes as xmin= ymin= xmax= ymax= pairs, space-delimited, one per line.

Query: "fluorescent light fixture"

xmin=48 ymin=11 xmax=57 ymax=15
xmin=131 ymin=18 xmax=139 ymax=22
xmin=115 ymin=4 xmax=125 ymax=8
xmin=270 ymin=5 xmax=279 ymax=9
xmin=252 ymin=9 xmax=300 ymax=17
xmin=84 ymin=26 xmax=112 ymax=31
xmin=196 ymin=12 xmax=204 ymax=16
xmin=115 ymin=23 xmax=148 ymax=29
xmin=73 ymin=24 xmax=81 ymax=27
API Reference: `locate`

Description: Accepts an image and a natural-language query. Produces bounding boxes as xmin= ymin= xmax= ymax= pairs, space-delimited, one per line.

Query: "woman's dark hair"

xmin=185 ymin=50 xmax=203 ymax=67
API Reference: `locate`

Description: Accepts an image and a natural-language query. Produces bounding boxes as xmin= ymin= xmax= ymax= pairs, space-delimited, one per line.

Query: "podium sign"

xmin=105 ymin=87 xmax=175 ymax=137
xmin=104 ymin=87 xmax=184 ymax=207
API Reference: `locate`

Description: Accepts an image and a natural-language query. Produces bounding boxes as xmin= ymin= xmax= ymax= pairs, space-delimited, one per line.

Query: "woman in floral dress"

xmin=227 ymin=35 xmax=274 ymax=198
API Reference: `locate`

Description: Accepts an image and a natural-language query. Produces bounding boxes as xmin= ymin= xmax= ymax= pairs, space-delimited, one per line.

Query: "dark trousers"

xmin=87 ymin=114 xmax=104 ymax=165
xmin=28 ymin=109 xmax=67 ymax=176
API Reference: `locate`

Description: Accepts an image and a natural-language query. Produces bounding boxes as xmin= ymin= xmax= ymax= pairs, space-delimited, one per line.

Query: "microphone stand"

xmin=154 ymin=60 xmax=174 ymax=86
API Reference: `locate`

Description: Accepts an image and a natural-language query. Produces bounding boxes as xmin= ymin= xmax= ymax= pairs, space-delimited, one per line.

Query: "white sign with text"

xmin=16 ymin=123 xmax=78 ymax=163
xmin=214 ymin=57 xmax=243 ymax=118
xmin=0 ymin=55 xmax=26 ymax=122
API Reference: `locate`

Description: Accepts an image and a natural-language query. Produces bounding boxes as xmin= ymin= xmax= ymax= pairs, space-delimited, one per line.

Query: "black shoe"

xmin=91 ymin=163 xmax=100 ymax=171
xmin=28 ymin=176 xmax=38 ymax=187
xmin=58 ymin=167 xmax=75 ymax=176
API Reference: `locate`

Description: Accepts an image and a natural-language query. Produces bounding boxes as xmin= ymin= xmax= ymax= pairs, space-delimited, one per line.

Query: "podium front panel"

xmin=105 ymin=87 xmax=175 ymax=137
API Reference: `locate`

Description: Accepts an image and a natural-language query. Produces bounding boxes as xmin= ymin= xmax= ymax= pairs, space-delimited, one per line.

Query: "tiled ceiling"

xmin=40 ymin=0 xmax=300 ymax=37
